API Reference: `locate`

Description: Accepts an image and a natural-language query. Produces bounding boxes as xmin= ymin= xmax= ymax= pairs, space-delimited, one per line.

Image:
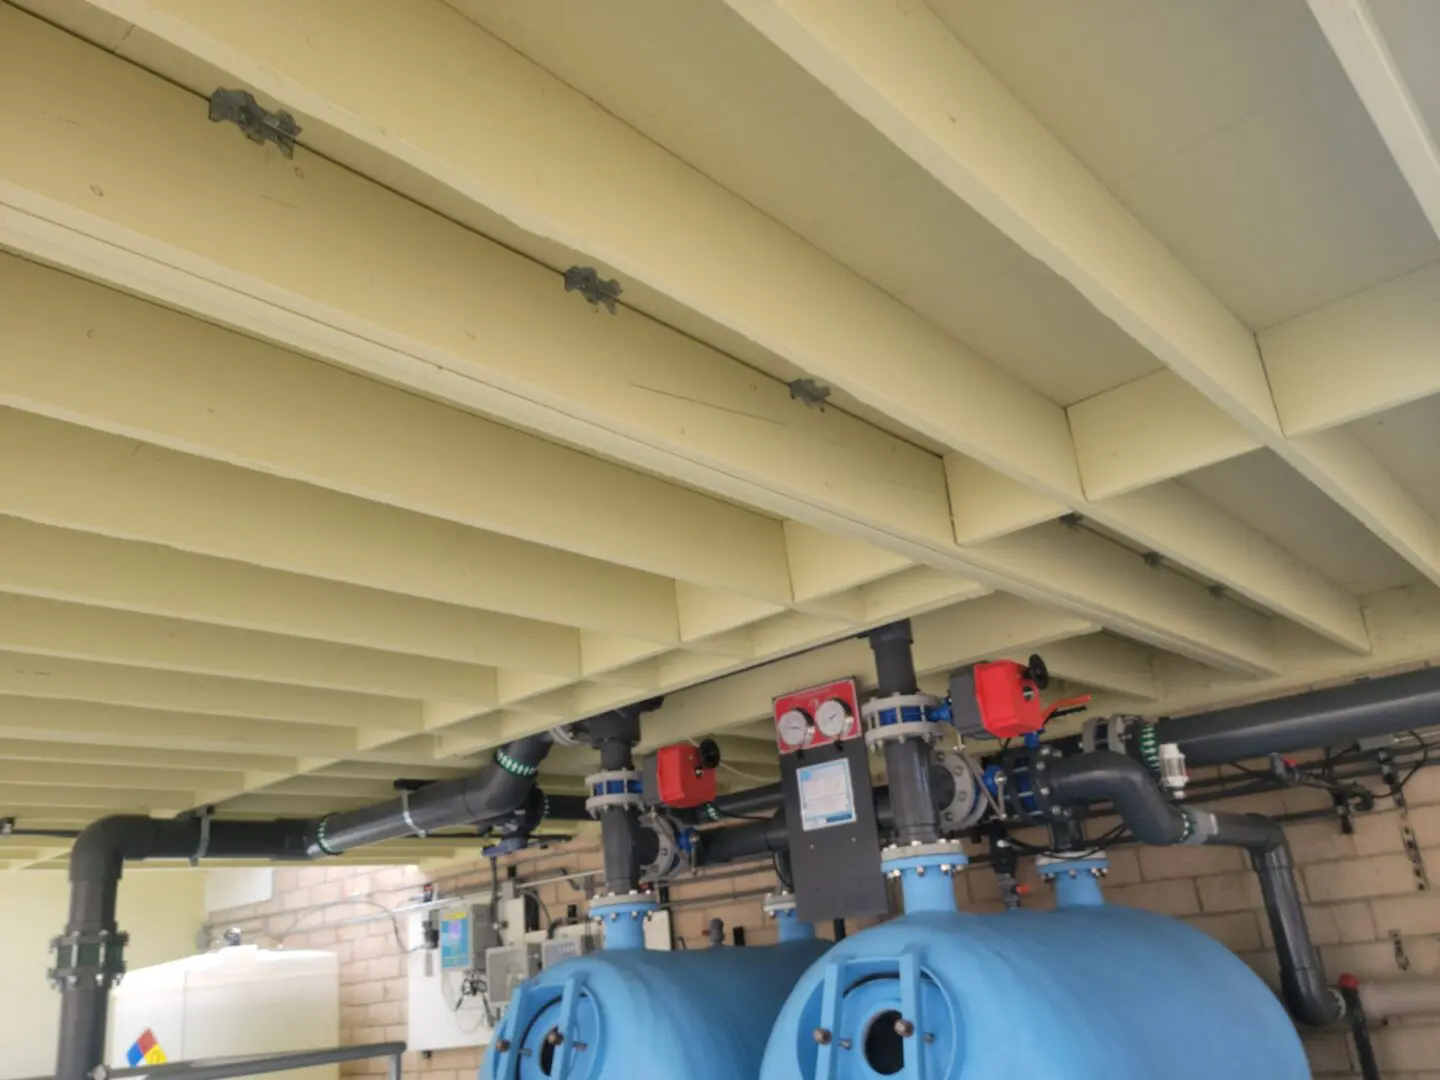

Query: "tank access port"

xmin=804 ymin=951 xmax=958 ymax=1077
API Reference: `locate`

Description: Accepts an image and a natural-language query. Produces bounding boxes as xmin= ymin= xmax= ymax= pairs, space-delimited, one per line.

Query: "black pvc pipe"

xmin=542 ymin=793 xmax=591 ymax=821
xmin=1046 ymin=750 xmax=1342 ymax=1027
xmin=1155 ymin=667 xmax=1440 ymax=766
xmin=695 ymin=810 xmax=788 ymax=866
xmin=588 ymin=709 xmax=645 ymax=896
xmin=712 ymin=783 xmax=785 ymax=817
xmin=57 ymin=735 xmax=553 ymax=1080
xmin=867 ymin=620 xmax=940 ymax=846
xmin=309 ymin=733 xmax=551 ymax=854
xmin=1045 ymin=751 xmax=1188 ymax=845
xmin=869 ymin=620 xmax=919 ymax=696
xmin=1338 ymin=980 xmax=1382 ymax=1080
xmin=57 ymin=818 xmax=311 ymax=1080
xmin=1252 ymin=842 xmax=1341 ymax=1027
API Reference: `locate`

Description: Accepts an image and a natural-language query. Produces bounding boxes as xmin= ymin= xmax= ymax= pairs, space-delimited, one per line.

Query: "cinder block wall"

xmin=211 ymin=769 xmax=1440 ymax=1080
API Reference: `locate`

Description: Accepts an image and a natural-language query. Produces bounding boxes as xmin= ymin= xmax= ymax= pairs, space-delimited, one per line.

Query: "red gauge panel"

xmin=773 ymin=678 xmax=862 ymax=754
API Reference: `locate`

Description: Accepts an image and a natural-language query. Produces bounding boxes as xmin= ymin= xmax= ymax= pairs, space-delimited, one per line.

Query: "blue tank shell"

xmin=482 ymin=940 xmax=829 ymax=1080
xmin=759 ymin=906 xmax=1309 ymax=1080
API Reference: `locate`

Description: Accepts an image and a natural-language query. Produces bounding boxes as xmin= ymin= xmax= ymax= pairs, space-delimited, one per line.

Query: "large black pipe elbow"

xmin=1047 ymin=750 xmax=1341 ymax=1027
xmin=308 ymin=733 xmax=553 ymax=855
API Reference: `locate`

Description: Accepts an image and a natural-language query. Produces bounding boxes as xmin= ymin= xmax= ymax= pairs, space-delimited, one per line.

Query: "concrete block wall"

xmin=211 ymin=770 xmax=1440 ymax=1080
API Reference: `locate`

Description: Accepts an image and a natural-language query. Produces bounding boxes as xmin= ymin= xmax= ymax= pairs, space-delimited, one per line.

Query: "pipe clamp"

xmin=399 ymin=789 xmax=427 ymax=838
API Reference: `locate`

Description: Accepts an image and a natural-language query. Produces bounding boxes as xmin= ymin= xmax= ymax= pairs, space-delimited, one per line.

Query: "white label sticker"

xmin=796 ymin=759 xmax=857 ymax=831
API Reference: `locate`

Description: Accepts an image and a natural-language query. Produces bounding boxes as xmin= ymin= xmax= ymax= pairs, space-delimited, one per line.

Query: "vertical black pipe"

xmin=55 ymin=735 xmax=554 ymax=1080
xmin=868 ymin=621 xmax=938 ymax=846
xmin=1254 ymin=843 xmax=1342 ymax=1027
xmin=590 ymin=708 xmax=645 ymax=895
xmin=1339 ymin=979 xmax=1382 ymax=1080
xmin=54 ymin=876 xmax=121 ymax=1080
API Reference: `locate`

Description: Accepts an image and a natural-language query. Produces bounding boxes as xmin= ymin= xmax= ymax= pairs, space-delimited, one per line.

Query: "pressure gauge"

xmin=776 ymin=707 xmax=812 ymax=749
xmin=815 ymin=697 xmax=853 ymax=739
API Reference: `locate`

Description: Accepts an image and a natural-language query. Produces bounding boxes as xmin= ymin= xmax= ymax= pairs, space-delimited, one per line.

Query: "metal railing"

xmin=25 ymin=1043 xmax=406 ymax=1080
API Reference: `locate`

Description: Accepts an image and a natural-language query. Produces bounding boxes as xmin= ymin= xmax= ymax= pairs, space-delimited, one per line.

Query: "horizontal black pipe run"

xmin=57 ymin=734 xmax=553 ymax=1080
xmin=1155 ymin=667 xmax=1440 ymax=766
xmin=310 ymin=733 xmax=551 ymax=855
xmin=1047 ymin=750 xmax=1341 ymax=1027
xmin=713 ymin=783 xmax=785 ymax=817
xmin=58 ymin=818 xmax=314 ymax=1080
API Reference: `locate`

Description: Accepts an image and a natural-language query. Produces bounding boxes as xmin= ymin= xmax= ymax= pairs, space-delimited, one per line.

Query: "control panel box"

xmin=774 ymin=676 xmax=886 ymax=923
xmin=541 ymin=936 xmax=594 ymax=968
xmin=485 ymin=943 xmax=542 ymax=1007
xmin=773 ymin=678 xmax=862 ymax=754
xmin=437 ymin=904 xmax=501 ymax=971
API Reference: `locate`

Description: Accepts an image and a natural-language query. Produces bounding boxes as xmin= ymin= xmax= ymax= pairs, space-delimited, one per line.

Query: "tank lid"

xmin=489 ymin=972 xmax=600 ymax=1080
xmin=805 ymin=950 xmax=960 ymax=1079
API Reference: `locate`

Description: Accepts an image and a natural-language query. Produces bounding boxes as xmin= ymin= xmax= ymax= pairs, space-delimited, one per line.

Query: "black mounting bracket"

xmin=563 ymin=266 xmax=623 ymax=313
xmin=788 ymin=378 xmax=831 ymax=409
xmin=208 ymin=89 xmax=302 ymax=157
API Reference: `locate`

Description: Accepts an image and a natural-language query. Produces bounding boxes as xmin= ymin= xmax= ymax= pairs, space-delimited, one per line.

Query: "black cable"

xmin=704 ymin=804 xmax=772 ymax=823
xmin=1002 ymin=821 xmax=1129 ymax=858
xmin=772 ymin=850 xmax=793 ymax=890
xmin=1383 ymin=730 xmax=1433 ymax=800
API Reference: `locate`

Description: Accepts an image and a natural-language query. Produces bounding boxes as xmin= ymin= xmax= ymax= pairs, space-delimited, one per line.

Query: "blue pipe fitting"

xmin=589 ymin=894 xmax=658 ymax=951
xmin=763 ymin=893 xmax=816 ymax=943
xmin=1037 ymin=854 xmax=1109 ymax=909
xmin=882 ymin=842 xmax=968 ymax=915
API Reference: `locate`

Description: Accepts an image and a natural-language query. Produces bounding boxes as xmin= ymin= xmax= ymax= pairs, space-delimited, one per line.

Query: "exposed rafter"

xmin=721 ymin=0 xmax=1440 ymax=592
xmin=1261 ymin=252 xmax=1440 ymax=437
xmin=0 ymin=2 xmax=1308 ymax=674
xmin=1307 ymin=0 xmax=1440 ymax=241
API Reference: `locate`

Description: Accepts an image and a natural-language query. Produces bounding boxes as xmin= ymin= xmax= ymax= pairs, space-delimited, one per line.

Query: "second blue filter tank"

xmin=759 ymin=865 xmax=1311 ymax=1080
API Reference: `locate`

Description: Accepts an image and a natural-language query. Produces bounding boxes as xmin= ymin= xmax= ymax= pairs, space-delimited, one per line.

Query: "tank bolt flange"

xmin=813 ymin=1028 xmax=833 ymax=1045
xmin=546 ymin=1031 xmax=565 ymax=1046
xmin=493 ymin=1039 xmax=511 ymax=1053
xmin=894 ymin=1018 xmax=915 ymax=1038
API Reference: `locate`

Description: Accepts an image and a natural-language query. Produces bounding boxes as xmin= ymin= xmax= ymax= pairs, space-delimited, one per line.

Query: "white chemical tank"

xmin=109 ymin=946 xmax=340 ymax=1080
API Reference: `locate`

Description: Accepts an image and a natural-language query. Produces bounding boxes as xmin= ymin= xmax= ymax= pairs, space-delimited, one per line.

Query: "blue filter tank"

xmin=759 ymin=851 xmax=1310 ymax=1080
xmin=482 ymin=894 xmax=827 ymax=1080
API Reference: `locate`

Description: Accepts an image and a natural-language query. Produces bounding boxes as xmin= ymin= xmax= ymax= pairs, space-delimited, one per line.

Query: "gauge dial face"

xmin=815 ymin=697 xmax=853 ymax=739
xmin=776 ymin=707 xmax=812 ymax=748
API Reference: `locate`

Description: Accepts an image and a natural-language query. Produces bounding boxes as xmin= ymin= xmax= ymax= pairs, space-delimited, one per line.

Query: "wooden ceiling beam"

xmin=0 ymin=694 xmax=360 ymax=757
xmin=0 ymin=407 xmax=680 ymax=646
xmin=0 ymin=250 xmax=793 ymax=610
xmin=1261 ymin=262 xmax=1440 ymax=436
xmin=0 ymin=649 xmax=422 ymax=731
xmin=0 ymin=737 xmax=295 ymax=775
xmin=0 ymin=513 xmax=585 ymax=677
xmin=723 ymin=0 xmax=1440 ymax=594
xmin=0 ymin=591 xmax=496 ymax=705
xmin=0 ymin=4 xmax=1284 ymax=675
xmin=1307 ymin=0 xmax=1440 ymax=250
